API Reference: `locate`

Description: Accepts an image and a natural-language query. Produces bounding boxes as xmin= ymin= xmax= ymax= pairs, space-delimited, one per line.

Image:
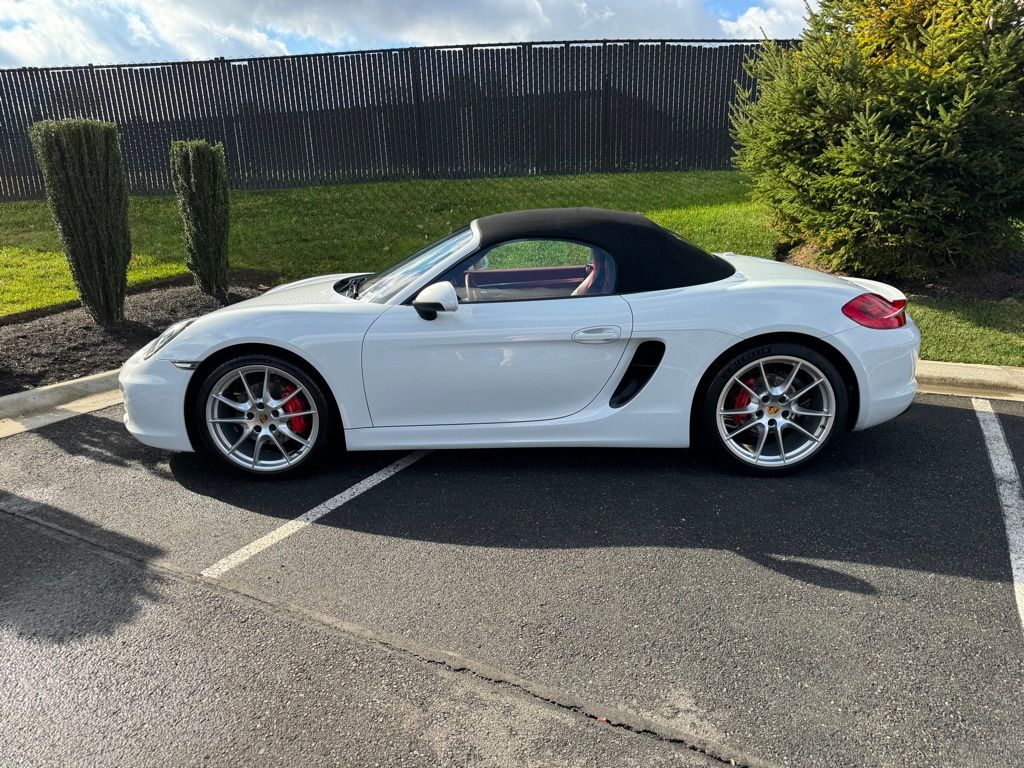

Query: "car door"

xmin=360 ymin=239 xmax=633 ymax=427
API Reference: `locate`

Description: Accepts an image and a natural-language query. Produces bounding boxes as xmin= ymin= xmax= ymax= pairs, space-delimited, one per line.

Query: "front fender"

xmin=156 ymin=303 xmax=387 ymax=429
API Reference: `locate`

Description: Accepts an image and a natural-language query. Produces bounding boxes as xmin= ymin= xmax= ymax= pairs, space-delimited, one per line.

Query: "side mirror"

xmin=412 ymin=282 xmax=459 ymax=321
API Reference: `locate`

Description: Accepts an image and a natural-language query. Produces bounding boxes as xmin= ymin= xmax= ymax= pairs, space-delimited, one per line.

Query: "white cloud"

xmin=0 ymin=0 xmax=115 ymax=66
xmin=0 ymin=0 xmax=288 ymax=67
xmin=719 ymin=0 xmax=812 ymax=39
xmin=0 ymin=0 xmax=735 ymax=68
xmin=125 ymin=13 xmax=154 ymax=46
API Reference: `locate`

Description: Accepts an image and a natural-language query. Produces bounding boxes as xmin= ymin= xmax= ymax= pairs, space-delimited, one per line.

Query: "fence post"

xmin=85 ymin=63 xmax=99 ymax=118
xmin=600 ymin=42 xmax=612 ymax=173
xmin=410 ymin=48 xmax=427 ymax=178
xmin=212 ymin=57 xmax=238 ymax=188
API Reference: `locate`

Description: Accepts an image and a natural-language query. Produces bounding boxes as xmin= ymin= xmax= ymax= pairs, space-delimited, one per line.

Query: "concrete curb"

xmin=0 ymin=368 xmax=121 ymax=420
xmin=916 ymin=360 xmax=1024 ymax=401
xmin=0 ymin=359 xmax=1021 ymax=425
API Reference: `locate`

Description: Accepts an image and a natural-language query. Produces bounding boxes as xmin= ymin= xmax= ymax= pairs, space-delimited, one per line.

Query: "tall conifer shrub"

xmin=29 ymin=119 xmax=132 ymax=324
xmin=170 ymin=140 xmax=230 ymax=301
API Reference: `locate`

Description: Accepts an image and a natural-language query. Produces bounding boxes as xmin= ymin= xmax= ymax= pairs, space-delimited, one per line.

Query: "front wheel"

xmin=702 ymin=343 xmax=848 ymax=475
xmin=194 ymin=354 xmax=331 ymax=476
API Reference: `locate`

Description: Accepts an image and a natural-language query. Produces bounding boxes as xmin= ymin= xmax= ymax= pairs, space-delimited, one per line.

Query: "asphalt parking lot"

xmin=2 ymin=393 xmax=1023 ymax=767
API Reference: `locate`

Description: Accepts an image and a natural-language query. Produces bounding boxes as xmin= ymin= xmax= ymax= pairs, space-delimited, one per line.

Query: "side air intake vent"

xmin=609 ymin=341 xmax=666 ymax=408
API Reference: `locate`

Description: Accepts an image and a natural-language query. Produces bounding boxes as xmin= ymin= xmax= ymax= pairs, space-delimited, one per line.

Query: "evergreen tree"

xmin=732 ymin=0 xmax=1024 ymax=278
xmin=29 ymin=119 xmax=132 ymax=325
xmin=170 ymin=140 xmax=230 ymax=301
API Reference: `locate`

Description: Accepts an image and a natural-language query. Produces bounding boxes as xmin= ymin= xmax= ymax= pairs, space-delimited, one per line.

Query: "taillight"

xmin=842 ymin=293 xmax=907 ymax=329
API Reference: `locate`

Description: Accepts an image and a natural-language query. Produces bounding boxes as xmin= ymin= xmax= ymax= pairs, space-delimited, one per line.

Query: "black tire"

xmin=193 ymin=354 xmax=334 ymax=477
xmin=701 ymin=342 xmax=848 ymax=476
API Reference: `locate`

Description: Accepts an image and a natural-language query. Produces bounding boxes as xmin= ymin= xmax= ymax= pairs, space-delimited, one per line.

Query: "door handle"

xmin=572 ymin=325 xmax=621 ymax=343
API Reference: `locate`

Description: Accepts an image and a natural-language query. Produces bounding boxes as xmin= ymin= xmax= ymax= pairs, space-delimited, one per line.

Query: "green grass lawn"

xmin=909 ymin=297 xmax=1024 ymax=368
xmin=0 ymin=171 xmax=774 ymax=316
xmin=1 ymin=170 xmax=1020 ymax=366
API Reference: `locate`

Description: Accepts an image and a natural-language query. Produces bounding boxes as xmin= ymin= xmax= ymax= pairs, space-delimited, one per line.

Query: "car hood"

xmin=228 ymin=273 xmax=368 ymax=309
xmin=149 ymin=272 xmax=385 ymax=363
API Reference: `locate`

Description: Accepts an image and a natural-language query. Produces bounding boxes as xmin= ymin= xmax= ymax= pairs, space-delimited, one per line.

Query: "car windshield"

xmin=355 ymin=227 xmax=475 ymax=304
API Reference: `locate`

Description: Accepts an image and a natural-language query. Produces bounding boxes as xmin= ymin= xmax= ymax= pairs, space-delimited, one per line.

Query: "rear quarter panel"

xmin=623 ymin=276 xmax=868 ymax=442
xmin=624 ymin=278 xmax=861 ymax=340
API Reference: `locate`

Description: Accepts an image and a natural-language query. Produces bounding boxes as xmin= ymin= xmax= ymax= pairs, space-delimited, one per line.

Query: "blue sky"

xmin=0 ymin=0 xmax=811 ymax=68
xmin=706 ymin=0 xmax=764 ymax=20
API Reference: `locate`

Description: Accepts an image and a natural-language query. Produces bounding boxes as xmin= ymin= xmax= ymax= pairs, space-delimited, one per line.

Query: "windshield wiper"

xmin=342 ymin=274 xmax=371 ymax=298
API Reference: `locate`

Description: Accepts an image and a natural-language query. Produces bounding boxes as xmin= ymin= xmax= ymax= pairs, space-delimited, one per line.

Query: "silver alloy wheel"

xmin=715 ymin=355 xmax=836 ymax=469
xmin=204 ymin=364 xmax=319 ymax=473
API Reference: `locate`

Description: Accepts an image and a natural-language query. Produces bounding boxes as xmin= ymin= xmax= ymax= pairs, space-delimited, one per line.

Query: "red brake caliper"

xmin=280 ymin=383 xmax=310 ymax=436
xmin=732 ymin=377 xmax=757 ymax=425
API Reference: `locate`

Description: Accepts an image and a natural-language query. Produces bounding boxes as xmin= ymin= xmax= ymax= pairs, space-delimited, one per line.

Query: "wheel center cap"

xmin=259 ymin=413 xmax=269 ymax=424
xmin=767 ymin=405 xmax=780 ymax=416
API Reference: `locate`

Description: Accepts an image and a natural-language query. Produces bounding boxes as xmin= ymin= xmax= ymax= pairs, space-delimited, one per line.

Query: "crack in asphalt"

xmin=0 ymin=504 xmax=774 ymax=768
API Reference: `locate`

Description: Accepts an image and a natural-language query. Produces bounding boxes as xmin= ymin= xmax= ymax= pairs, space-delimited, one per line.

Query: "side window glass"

xmin=441 ymin=240 xmax=616 ymax=303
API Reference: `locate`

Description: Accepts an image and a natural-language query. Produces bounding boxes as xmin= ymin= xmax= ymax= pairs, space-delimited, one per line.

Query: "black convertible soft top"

xmin=472 ymin=207 xmax=735 ymax=293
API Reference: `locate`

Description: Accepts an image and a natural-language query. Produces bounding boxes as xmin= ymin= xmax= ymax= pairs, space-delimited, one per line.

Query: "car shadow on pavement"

xmin=168 ymin=449 xmax=411 ymax=520
xmin=0 ymin=492 xmax=164 ymax=644
xmin=21 ymin=398 xmax=1013 ymax=598
xmin=156 ymin=398 xmax=1015 ymax=595
xmin=304 ymin=399 xmax=1011 ymax=596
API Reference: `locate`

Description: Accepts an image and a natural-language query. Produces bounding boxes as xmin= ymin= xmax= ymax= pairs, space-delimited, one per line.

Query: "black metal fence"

xmin=0 ymin=39 xmax=785 ymax=201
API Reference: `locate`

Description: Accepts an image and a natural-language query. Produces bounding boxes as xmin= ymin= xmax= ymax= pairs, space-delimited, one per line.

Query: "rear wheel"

xmin=702 ymin=343 xmax=847 ymax=475
xmin=194 ymin=354 xmax=331 ymax=476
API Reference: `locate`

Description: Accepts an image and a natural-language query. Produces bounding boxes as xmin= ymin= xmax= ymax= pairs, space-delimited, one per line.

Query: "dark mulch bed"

xmin=0 ymin=282 xmax=266 ymax=397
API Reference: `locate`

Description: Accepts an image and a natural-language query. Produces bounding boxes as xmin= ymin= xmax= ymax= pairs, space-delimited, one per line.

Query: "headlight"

xmin=143 ymin=318 xmax=196 ymax=360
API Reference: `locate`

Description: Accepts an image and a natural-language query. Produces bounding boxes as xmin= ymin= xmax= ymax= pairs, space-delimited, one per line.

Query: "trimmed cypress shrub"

xmin=170 ymin=140 xmax=230 ymax=302
xmin=28 ymin=119 xmax=132 ymax=325
xmin=732 ymin=0 xmax=1024 ymax=280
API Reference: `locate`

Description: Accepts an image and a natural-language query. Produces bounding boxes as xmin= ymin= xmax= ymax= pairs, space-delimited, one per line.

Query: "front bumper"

xmin=119 ymin=348 xmax=195 ymax=452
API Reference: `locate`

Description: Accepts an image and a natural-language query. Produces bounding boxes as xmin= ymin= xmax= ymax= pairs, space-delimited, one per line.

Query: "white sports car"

xmin=120 ymin=208 xmax=919 ymax=476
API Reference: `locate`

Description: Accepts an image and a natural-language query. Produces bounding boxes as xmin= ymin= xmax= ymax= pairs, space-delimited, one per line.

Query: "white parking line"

xmin=201 ymin=450 xmax=429 ymax=579
xmin=972 ymin=398 xmax=1024 ymax=637
xmin=0 ymin=389 xmax=123 ymax=439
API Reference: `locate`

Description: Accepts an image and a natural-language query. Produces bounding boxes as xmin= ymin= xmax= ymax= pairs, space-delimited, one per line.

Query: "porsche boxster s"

xmin=119 ymin=208 xmax=919 ymax=476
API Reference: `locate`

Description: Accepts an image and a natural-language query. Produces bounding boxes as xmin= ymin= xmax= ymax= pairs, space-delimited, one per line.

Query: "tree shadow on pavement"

xmin=0 ymin=492 xmax=164 ymax=644
xmin=739 ymin=552 xmax=877 ymax=594
xmin=10 ymin=404 xmax=407 ymax=521
xmin=26 ymin=411 xmax=176 ymax=481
